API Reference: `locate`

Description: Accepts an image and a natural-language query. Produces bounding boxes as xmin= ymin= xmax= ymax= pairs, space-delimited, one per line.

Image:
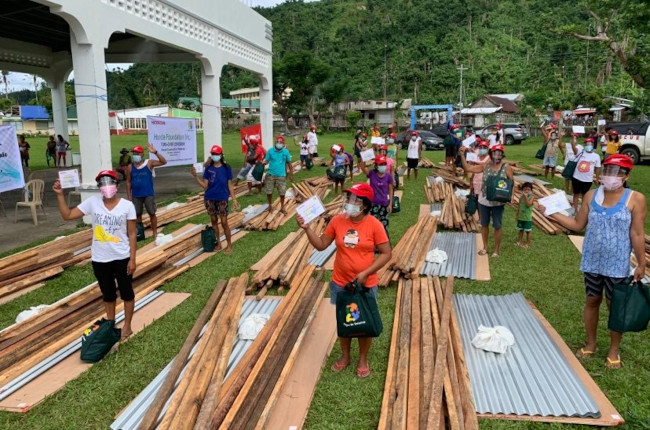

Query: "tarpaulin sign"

xmin=240 ymin=124 xmax=262 ymax=153
xmin=0 ymin=125 xmax=25 ymax=193
xmin=147 ymin=116 xmax=197 ymax=167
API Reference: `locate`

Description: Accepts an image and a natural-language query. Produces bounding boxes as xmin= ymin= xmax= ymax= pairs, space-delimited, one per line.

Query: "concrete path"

xmin=0 ymin=166 xmax=200 ymax=254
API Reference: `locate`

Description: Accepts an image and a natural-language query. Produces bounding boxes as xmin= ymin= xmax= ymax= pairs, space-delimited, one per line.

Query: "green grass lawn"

xmin=1 ymin=134 xmax=649 ymax=429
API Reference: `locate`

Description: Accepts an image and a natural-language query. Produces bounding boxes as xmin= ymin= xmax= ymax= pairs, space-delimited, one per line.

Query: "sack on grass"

xmin=136 ymin=222 xmax=145 ymax=242
xmin=305 ymin=156 xmax=314 ymax=170
xmin=80 ymin=318 xmax=121 ymax=363
xmin=392 ymin=196 xmax=401 ymax=213
xmin=608 ymin=277 xmax=650 ymax=333
xmin=201 ymin=226 xmax=217 ymax=252
xmin=251 ymin=163 xmax=265 ymax=182
xmin=471 ymin=325 xmax=515 ymax=354
xmin=336 ymin=281 xmax=383 ymax=338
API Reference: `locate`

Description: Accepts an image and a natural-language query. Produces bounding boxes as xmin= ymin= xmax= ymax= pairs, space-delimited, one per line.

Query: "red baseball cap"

xmin=249 ymin=135 xmax=260 ymax=145
xmin=491 ymin=144 xmax=505 ymax=153
xmin=344 ymin=183 xmax=374 ymax=200
xmin=276 ymin=136 xmax=286 ymax=143
xmin=95 ymin=169 xmax=119 ymax=182
xmin=608 ymin=130 xmax=619 ymax=135
xmin=210 ymin=145 xmax=223 ymax=155
xmin=132 ymin=146 xmax=144 ymax=153
xmin=603 ymin=154 xmax=634 ymax=170
xmin=411 ymin=130 xmax=419 ymax=136
xmin=375 ymin=155 xmax=387 ymax=165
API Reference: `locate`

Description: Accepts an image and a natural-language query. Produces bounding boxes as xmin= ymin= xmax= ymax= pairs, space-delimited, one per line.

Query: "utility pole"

xmin=383 ymin=44 xmax=387 ymax=101
xmin=457 ymin=64 xmax=467 ymax=122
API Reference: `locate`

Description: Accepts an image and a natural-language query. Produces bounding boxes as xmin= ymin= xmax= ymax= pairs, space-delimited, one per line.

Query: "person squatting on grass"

xmin=53 ymin=170 xmax=137 ymax=340
xmin=358 ymin=155 xmax=394 ymax=235
xmin=297 ymin=183 xmax=392 ymax=379
xmin=515 ymin=182 xmax=535 ymax=248
xmin=538 ymin=154 xmax=646 ymax=369
xmin=126 ymin=143 xmax=167 ymax=240
xmin=459 ymin=144 xmax=514 ymax=258
xmin=191 ymin=145 xmax=239 ymax=254
xmin=264 ymin=135 xmax=294 ymax=214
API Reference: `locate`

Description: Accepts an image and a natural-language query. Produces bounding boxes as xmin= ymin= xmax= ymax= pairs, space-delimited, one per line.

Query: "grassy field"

xmin=1 ymin=132 xmax=649 ymax=429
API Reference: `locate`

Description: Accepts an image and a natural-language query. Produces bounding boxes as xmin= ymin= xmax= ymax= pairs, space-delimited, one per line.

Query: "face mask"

xmin=492 ymin=154 xmax=503 ymax=164
xmin=585 ymin=145 xmax=593 ymax=152
xmin=411 ymin=136 xmax=417 ymax=141
xmin=275 ymin=143 xmax=284 ymax=150
xmin=100 ymin=184 xmax=117 ymax=199
xmin=344 ymin=203 xmax=362 ymax=217
xmin=479 ymin=149 xmax=488 ymax=156
xmin=132 ymin=155 xmax=142 ymax=163
xmin=387 ymin=138 xmax=395 ymax=144
xmin=377 ymin=165 xmax=387 ymax=174
xmin=211 ymin=155 xmax=221 ymax=162
xmin=601 ymin=176 xmax=624 ymax=191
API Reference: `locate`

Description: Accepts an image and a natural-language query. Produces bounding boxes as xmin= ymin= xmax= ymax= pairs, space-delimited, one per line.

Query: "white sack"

xmin=425 ymin=248 xmax=448 ymax=264
xmin=471 ymin=325 xmax=515 ymax=354
xmin=238 ymin=313 xmax=270 ymax=340
xmin=155 ymin=233 xmax=174 ymax=246
xmin=16 ymin=305 xmax=50 ymax=324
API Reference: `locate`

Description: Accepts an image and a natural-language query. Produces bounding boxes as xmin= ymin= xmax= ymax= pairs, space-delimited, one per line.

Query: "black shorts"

xmin=133 ymin=196 xmax=156 ymax=216
xmin=571 ymin=178 xmax=593 ymax=196
xmin=407 ymin=158 xmax=419 ymax=169
xmin=92 ymin=258 xmax=134 ymax=302
xmin=445 ymin=145 xmax=457 ymax=158
xmin=584 ymin=272 xmax=626 ymax=301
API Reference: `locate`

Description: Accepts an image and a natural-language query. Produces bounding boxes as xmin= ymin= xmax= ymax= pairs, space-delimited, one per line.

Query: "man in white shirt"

xmin=307 ymin=125 xmax=319 ymax=157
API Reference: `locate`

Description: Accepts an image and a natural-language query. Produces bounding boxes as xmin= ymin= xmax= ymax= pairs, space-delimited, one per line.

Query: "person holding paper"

xmin=235 ymin=135 xmax=261 ymax=185
xmin=569 ymin=137 xmax=601 ymax=212
xmin=126 ymin=143 xmax=167 ymax=240
xmin=377 ymin=144 xmax=395 ymax=178
xmin=329 ymin=144 xmax=350 ymax=195
xmin=53 ymin=170 xmax=137 ymax=340
xmin=296 ymin=183 xmax=391 ymax=379
xmin=469 ymin=139 xmax=491 ymax=195
xmin=294 ymin=134 xmax=311 ymax=170
xmin=406 ymin=130 xmax=422 ymax=180
xmin=264 ymin=136 xmax=294 ymax=214
xmin=444 ymin=124 xmax=461 ymax=167
xmin=542 ymin=129 xmax=565 ymax=180
xmin=358 ymin=155 xmax=394 ymax=234
xmin=354 ymin=132 xmax=369 ymax=165
xmin=307 ymin=125 xmax=319 ymax=157
xmin=561 ymin=135 xmax=583 ymax=194
xmin=459 ymin=145 xmax=514 ymax=258
xmin=604 ymin=130 xmax=622 ymax=161
xmin=515 ymin=182 xmax=535 ymax=248
xmin=190 ymin=145 xmax=239 ymax=254
xmin=537 ymin=154 xmax=646 ymax=369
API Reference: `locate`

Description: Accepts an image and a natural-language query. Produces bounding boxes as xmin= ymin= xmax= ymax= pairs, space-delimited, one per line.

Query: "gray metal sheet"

xmin=308 ymin=241 xmax=336 ymax=267
xmin=430 ymin=203 xmax=443 ymax=212
xmin=420 ymin=232 xmax=476 ymax=279
xmin=110 ymin=297 xmax=282 ymax=430
xmin=453 ymin=293 xmax=600 ymax=418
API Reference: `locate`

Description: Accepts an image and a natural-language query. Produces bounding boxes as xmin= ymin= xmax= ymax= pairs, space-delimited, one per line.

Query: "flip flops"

xmin=331 ymin=360 xmax=350 ymax=373
xmin=356 ymin=366 xmax=371 ymax=379
xmin=576 ymin=347 xmax=596 ymax=359
xmin=606 ymin=356 xmax=622 ymax=369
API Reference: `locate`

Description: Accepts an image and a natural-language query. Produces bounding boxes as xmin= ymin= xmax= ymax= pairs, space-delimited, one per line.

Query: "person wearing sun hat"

xmin=539 ymin=154 xmax=646 ymax=369
xmin=297 ymin=182 xmax=392 ymax=379
xmin=116 ymin=148 xmax=131 ymax=180
xmin=52 ymin=169 xmax=137 ymax=340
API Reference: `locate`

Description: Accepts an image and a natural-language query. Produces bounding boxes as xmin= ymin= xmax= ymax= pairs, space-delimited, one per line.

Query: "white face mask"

xmin=411 ymin=136 xmax=417 ymax=141
xmin=585 ymin=145 xmax=593 ymax=152
xmin=479 ymin=149 xmax=488 ymax=156
xmin=211 ymin=155 xmax=221 ymax=162
xmin=377 ymin=165 xmax=387 ymax=174
xmin=601 ymin=176 xmax=624 ymax=191
xmin=132 ymin=155 xmax=142 ymax=163
xmin=275 ymin=143 xmax=284 ymax=150
xmin=344 ymin=203 xmax=362 ymax=217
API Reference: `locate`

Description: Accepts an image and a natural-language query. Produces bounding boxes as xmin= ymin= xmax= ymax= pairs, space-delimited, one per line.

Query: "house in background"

xmin=177 ymin=97 xmax=260 ymax=114
xmin=461 ymin=94 xmax=522 ymax=127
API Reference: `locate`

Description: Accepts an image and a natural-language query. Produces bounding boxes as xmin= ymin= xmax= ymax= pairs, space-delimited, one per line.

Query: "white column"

xmin=201 ymin=71 xmax=222 ymax=160
xmin=69 ymin=31 xmax=111 ymax=191
xmin=50 ymin=79 xmax=69 ymax=144
xmin=259 ymin=73 xmax=273 ymax=150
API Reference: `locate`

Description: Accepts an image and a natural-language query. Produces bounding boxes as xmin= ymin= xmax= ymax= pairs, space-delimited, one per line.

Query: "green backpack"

xmin=392 ymin=196 xmax=401 ymax=213
xmin=136 ymin=222 xmax=145 ymax=242
xmin=80 ymin=319 xmax=121 ymax=363
xmin=336 ymin=281 xmax=383 ymax=338
xmin=484 ymin=164 xmax=514 ymax=203
xmin=201 ymin=226 xmax=217 ymax=252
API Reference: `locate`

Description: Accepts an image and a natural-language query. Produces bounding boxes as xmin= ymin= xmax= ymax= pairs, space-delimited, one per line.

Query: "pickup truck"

xmin=608 ymin=122 xmax=650 ymax=164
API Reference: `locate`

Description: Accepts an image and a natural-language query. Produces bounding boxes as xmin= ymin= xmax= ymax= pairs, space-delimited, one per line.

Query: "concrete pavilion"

xmin=0 ymin=0 xmax=273 ymax=197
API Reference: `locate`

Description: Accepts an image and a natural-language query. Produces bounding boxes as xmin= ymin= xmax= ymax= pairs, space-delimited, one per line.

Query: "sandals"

xmin=606 ymin=356 xmax=622 ymax=369
xmin=576 ymin=347 xmax=597 ymax=359
xmin=478 ymin=249 xmax=488 ymax=256
xmin=356 ymin=366 xmax=371 ymax=379
xmin=331 ymin=360 xmax=350 ymax=373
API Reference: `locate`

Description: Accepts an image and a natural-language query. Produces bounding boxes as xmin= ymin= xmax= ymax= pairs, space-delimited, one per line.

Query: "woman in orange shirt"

xmin=297 ymin=183 xmax=392 ymax=378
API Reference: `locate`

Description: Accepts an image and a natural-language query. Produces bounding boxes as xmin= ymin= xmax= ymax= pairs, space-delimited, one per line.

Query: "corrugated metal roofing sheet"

xmin=420 ymin=232 xmax=476 ymax=279
xmin=19 ymin=105 xmax=50 ymax=120
xmin=111 ymin=297 xmax=282 ymax=430
xmin=453 ymin=293 xmax=600 ymax=418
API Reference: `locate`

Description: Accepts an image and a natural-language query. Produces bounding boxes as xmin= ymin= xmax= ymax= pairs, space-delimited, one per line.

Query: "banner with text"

xmin=0 ymin=125 xmax=25 ymax=193
xmin=147 ymin=116 xmax=197 ymax=167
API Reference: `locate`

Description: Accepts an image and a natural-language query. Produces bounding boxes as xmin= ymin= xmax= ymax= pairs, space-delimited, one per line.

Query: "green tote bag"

xmin=608 ymin=277 xmax=650 ymax=332
xmin=336 ymin=281 xmax=383 ymax=338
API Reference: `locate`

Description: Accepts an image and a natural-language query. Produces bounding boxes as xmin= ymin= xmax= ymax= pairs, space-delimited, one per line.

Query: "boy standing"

xmin=516 ymin=182 xmax=535 ymax=248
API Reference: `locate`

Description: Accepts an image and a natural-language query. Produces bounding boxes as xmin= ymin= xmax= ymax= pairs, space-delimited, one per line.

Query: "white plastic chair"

xmin=15 ymin=179 xmax=46 ymax=225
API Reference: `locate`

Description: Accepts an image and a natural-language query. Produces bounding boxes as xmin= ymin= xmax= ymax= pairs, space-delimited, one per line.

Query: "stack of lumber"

xmin=429 ymin=168 xmax=471 ymax=188
xmin=440 ymin=193 xmax=480 ymax=233
xmin=505 ymin=160 xmax=540 ymax=176
xmin=379 ymin=276 xmax=478 ymax=430
xmin=418 ymin=158 xmax=436 ymax=168
xmin=510 ymin=179 xmax=569 ymax=235
xmin=425 ymin=178 xmax=454 ymax=203
xmin=306 ymin=175 xmax=332 ymax=188
xmin=324 ymin=194 xmax=345 ymax=219
xmin=137 ymin=274 xmax=247 ymax=430
xmin=292 ymin=180 xmax=330 ymax=203
xmin=0 ymin=229 xmax=92 ymax=301
xmin=0 ymin=225 xmax=207 ymax=388
xmin=378 ymin=215 xmax=438 ymax=287
xmin=140 ymin=268 xmax=326 ymax=430
xmin=249 ymin=220 xmax=325 ymax=297
xmin=141 ymin=195 xmax=205 ymax=229
xmin=244 ymin=195 xmax=297 ymax=231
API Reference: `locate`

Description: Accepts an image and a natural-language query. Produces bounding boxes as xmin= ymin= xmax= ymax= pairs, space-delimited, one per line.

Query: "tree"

xmin=345 ymin=110 xmax=362 ymax=131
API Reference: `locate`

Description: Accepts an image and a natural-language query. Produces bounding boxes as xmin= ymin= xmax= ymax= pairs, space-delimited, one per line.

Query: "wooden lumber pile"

xmin=141 ymin=196 xmax=205 ymax=229
xmin=324 ymin=194 xmax=345 ymax=219
xmin=249 ymin=220 xmax=325 ymax=297
xmin=419 ymin=158 xmax=436 ymax=168
xmin=440 ymin=193 xmax=480 ymax=233
xmin=430 ymin=166 xmax=471 ymax=188
xmin=378 ymin=215 xmax=438 ymax=286
xmin=305 ymin=175 xmax=332 ymax=188
xmin=505 ymin=160 xmax=540 ymax=176
xmin=510 ymin=180 xmax=569 ymax=235
xmin=0 ymin=229 xmax=92 ymax=300
xmin=0 ymin=225 xmax=207 ymax=387
xmin=379 ymin=276 xmax=478 ymax=430
xmin=425 ymin=178 xmax=454 ymax=203
xmin=244 ymin=195 xmax=297 ymax=231
xmin=292 ymin=180 xmax=329 ymax=203
xmin=138 ymin=274 xmax=247 ymax=430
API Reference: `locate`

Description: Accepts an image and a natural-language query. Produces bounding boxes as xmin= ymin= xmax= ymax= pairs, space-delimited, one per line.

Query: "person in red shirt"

xmin=297 ymin=183 xmax=392 ymax=378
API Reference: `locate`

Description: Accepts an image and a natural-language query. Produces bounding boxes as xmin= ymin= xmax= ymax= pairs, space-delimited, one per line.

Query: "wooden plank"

xmin=420 ymin=204 xmax=433 ymax=218
xmin=0 ymin=283 xmax=45 ymax=306
xmin=406 ymin=278 xmax=422 ymax=429
xmin=419 ymin=277 xmax=435 ymax=428
xmin=0 ymin=292 xmax=190 ymax=413
xmin=390 ymin=279 xmax=412 ymax=429
xmin=474 ymin=234 xmax=491 ymax=281
xmin=262 ymin=298 xmax=336 ymax=430
xmin=250 ymin=232 xmax=298 ymax=271
xmin=568 ymin=234 xmax=584 ymax=252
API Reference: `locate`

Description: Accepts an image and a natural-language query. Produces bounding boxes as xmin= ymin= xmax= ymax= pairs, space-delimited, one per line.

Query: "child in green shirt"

xmin=516 ymin=182 xmax=535 ymax=248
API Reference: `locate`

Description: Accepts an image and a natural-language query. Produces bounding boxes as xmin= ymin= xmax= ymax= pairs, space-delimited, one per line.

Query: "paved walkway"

xmin=0 ymin=166 xmax=200 ymax=254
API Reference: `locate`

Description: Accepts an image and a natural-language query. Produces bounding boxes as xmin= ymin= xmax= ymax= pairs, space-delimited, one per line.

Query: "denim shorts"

xmin=329 ymin=280 xmax=377 ymax=305
xmin=478 ymin=203 xmax=505 ymax=229
xmin=543 ymin=155 xmax=558 ymax=167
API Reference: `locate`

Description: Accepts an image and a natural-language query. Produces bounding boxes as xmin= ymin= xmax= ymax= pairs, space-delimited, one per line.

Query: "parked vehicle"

xmin=396 ymin=130 xmax=444 ymax=150
xmin=606 ymin=122 xmax=650 ymax=164
xmin=476 ymin=123 xmax=528 ymax=145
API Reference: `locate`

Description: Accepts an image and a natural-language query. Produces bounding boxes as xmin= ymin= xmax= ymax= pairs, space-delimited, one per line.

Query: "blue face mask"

xmin=377 ymin=165 xmax=387 ymax=174
xmin=585 ymin=145 xmax=593 ymax=152
xmin=275 ymin=143 xmax=284 ymax=150
xmin=132 ymin=155 xmax=142 ymax=163
xmin=211 ymin=155 xmax=221 ymax=162
xmin=479 ymin=149 xmax=488 ymax=156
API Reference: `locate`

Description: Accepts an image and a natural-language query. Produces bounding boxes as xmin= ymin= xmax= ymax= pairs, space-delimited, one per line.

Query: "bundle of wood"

xmin=379 ymin=276 xmax=478 ymax=430
xmin=429 ymin=167 xmax=471 ymax=188
xmin=138 ymin=274 xmax=247 ymax=430
xmin=244 ymin=195 xmax=297 ymax=231
xmin=292 ymin=180 xmax=330 ymax=203
xmin=0 ymin=229 xmax=92 ymax=301
xmin=324 ymin=194 xmax=345 ymax=219
xmin=378 ymin=215 xmax=438 ymax=286
xmin=249 ymin=220 xmax=325 ymax=297
xmin=505 ymin=160 xmax=541 ymax=176
xmin=510 ymin=180 xmax=568 ymax=235
xmin=425 ymin=178 xmax=454 ymax=203
xmin=0 ymin=224 xmax=208 ymax=388
xmin=440 ymin=193 xmax=480 ymax=233
xmin=418 ymin=158 xmax=436 ymax=168
xmin=141 ymin=196 xmax=205 ymax=229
